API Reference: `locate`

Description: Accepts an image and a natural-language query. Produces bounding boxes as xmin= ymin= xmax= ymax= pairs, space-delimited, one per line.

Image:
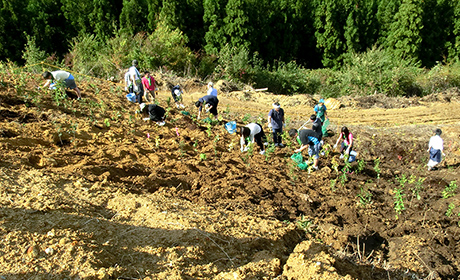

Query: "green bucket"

xmin=297 ymin=162 xmax=308 ymax=170
xmin=291 ymin=153 xmax=303 ymax=164
xmin=322 ymin=119 xmax=330 ymax=135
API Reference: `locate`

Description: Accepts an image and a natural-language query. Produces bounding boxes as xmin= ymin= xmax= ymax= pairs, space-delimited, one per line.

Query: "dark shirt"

xmin=268 ymin=108 xmax=285 ymax=129
xmin=298 ymin=129 xmax=319 ymax=145
xmin=312 ymin=118 xmax=322 ymax=140
xmin=198 ymin=95 xmax=219 ymax=111
xmin=147 ymin=104 xmax=165 ymax=121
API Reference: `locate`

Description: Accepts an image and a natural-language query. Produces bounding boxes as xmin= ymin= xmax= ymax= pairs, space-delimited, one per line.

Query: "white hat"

xmin=139 ymin=103 xmax=146 ymax=111
xmin=272 ymin=102 xmax=281 ymax=109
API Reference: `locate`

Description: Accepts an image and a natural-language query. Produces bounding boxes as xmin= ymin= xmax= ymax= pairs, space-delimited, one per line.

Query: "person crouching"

xmin=140 ymin=103 xmax=166 ymax=126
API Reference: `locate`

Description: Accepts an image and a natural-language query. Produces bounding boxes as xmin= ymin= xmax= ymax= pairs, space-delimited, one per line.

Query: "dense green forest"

xmin=2 ymin=0 xmax=460 ymax=68
xmin=2 ymin=0 xmax=460 ymax=97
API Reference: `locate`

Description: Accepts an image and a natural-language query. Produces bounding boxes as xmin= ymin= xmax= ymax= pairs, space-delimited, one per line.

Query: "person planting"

xmin=240 ymin=123 xmax=267 ymax=155
xmin=289 ymin=128 xmax=321 ymax=171
xmin=334 ymin=126 xmax=354 ymax=158
xmin=195 ymin=95 xmax=219 ymax=120
xmin=41 ymin=70 xmax=82 ymax=100
xmin=139 ymin=103 xmax=166 ymax=126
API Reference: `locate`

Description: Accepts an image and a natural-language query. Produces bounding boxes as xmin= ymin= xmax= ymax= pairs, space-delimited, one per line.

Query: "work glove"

xmin=268 ymin=123 xmax=272 ymax=128
xmin=133 ymin=85 xmax=138 ymax=92
xmin=333 ymin=144 xmax=337 ymax=149
xmin=124 ymin=86 xmax=128 ymax=91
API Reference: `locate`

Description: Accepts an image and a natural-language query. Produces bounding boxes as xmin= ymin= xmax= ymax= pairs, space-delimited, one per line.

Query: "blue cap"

xmin=319 ymin=99 xmax=325 ymax=103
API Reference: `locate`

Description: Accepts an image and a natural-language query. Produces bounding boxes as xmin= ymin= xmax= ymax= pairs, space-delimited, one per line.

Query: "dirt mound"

xmin=0 ymin=70 xmax=460 ymax=279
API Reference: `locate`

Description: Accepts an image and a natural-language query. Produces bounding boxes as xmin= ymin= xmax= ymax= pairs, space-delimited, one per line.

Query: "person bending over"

xmin=195 ymin=95 xmax=219 ymax=119
xmin=289 ymin=128 xmax=321 ymax=171
xmin=240 ymin=123 xmax=267 ymax=155
xmin=140 ymin=103 xmax=166 ymax=126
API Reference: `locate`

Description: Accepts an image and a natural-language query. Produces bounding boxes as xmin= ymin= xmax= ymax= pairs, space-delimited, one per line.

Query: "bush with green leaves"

xmin=69 ymin=23 xmax=196 ymax=79
xmin=21 ymin=35 xmax=48 ymax=73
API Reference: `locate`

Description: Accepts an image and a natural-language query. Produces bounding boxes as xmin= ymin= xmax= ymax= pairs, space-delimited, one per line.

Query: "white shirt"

xmin=240 ymin=123 xmax=261 ymax=148
xmin=124 ymin=72 xmax=131 ymax=86
xmin=207 ymin=87 xmax=218 ymax=97
xmin=51 ymin=70 xmax=70 ymax=81
xmin=128 ymin=66 xmax=141 ymax=81
xmin=429 ymin=135 xmax=443 ymax=150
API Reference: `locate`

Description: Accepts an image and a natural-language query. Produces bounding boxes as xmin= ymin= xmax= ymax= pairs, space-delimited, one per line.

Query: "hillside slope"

xmin=1 ymin=71 xmax=459 ymax=279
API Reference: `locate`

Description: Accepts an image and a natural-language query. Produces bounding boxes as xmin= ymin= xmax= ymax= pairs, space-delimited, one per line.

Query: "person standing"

xmin=427 ymin=128 xmax=445 ymax=171
xmin=314 ymin=98 xmax=327 ymax=124
xmin=289 ymin=128 xmax=321 ymax=171
xmin=240 ymin=123 xmax=267 ymax=155
xmin=142 ymin=71 xmax=157 ymax=102
xmin=129 ymin=60 xmax=143 ymax=104
xmin=195 ymin=95 xmax=219 ymax=119
xmin=41 ymin=70 xmax=82 ymax=100
xmin=124 ymin=68 xmax=132 ymax=94
xmin=268 ymin=102 xmax=285 ymax=147
xmin=207 ymin=82 xmax=218 ymax=97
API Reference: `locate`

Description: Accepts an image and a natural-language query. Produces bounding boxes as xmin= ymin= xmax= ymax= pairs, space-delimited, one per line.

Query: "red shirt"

xmin=142 ymin=76 xmax=155 ymax=91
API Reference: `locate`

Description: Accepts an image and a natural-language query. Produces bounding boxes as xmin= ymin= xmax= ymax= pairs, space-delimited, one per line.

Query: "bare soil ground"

xmin=0 ymin=71 xmax=459 ymax=280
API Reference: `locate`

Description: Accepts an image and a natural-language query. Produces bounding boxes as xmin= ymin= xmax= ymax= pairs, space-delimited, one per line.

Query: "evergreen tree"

xmin=119 ymin=0 xmax=147 ymax=35
xmin=314 ymin=0 xmax=346 ymax=68
xmin=159 ymin=0 xmax=183 ymax=30
xmin=446 ymin=0 xmax=460 ymax=62
xmin=223 ymin=0 xmax=251 ymax=49
xmin=254 ymin=0 xmax=300 ymax=63
xmin=60 ymin=0 xmax=93 ymax=36
xmin=376 ymin=0 xmax=402 ymax=46
xmin=203 ymin=0 xmax=227 ymax=55
xmin=89 ymin=0 xmax=117 ymax=41
xmin=0 ymin=0 xmax=26 ymax=61
xmin=146 ymin=0 xmax=162 ymax=32
xmin=25 ymin=0 xmax=69 ymax=58
xmin=343 ymin=0 xmax=378 ymax=54
xmin=385 ymin=0 xmax=423 ymax=63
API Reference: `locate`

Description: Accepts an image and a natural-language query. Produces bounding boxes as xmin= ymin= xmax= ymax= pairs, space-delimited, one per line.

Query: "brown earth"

xmin=0 ymin=71 xmax=459 ymax=280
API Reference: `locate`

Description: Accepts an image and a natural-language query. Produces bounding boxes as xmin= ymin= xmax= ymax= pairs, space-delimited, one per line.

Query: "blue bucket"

xmin=225 ymin=121 xmax=237 ymax=134
xmin=348 ymin=151 xmax=357 ymax=162
xmin=126 ymin=92 xmax=136 ymax=102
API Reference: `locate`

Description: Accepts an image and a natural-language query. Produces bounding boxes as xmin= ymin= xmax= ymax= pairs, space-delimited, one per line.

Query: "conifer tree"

xmin=314 ymin=0 xmax=346 ymax=68
xmin=343 ymin=0 xmax=378 ymax=54
xmin=385 ymin=0 xmax=423 ymax=63
xmin=419 ymin=0 xmax=453 ymax=67
xmin=119 ymin=0 xmax=147 ymax=35
xmin=223 ymin=0 xmax=251 ymax=49
xmin=90 ymin=0 xmax=117 ymax=41
xmin=203 ymin=0 xmax=227 ymax=55
xmin=0 ymin=0 xmax=26 ymax=61
xmin=447 ymin=0 xmax=460 ymax=62
xmin=376 ymin=0 xmax=402 ymax=46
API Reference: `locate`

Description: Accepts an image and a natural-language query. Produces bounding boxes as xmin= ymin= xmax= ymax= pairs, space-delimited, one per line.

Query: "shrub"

xmin=21 ymin=34 xmax=48 ymax=73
